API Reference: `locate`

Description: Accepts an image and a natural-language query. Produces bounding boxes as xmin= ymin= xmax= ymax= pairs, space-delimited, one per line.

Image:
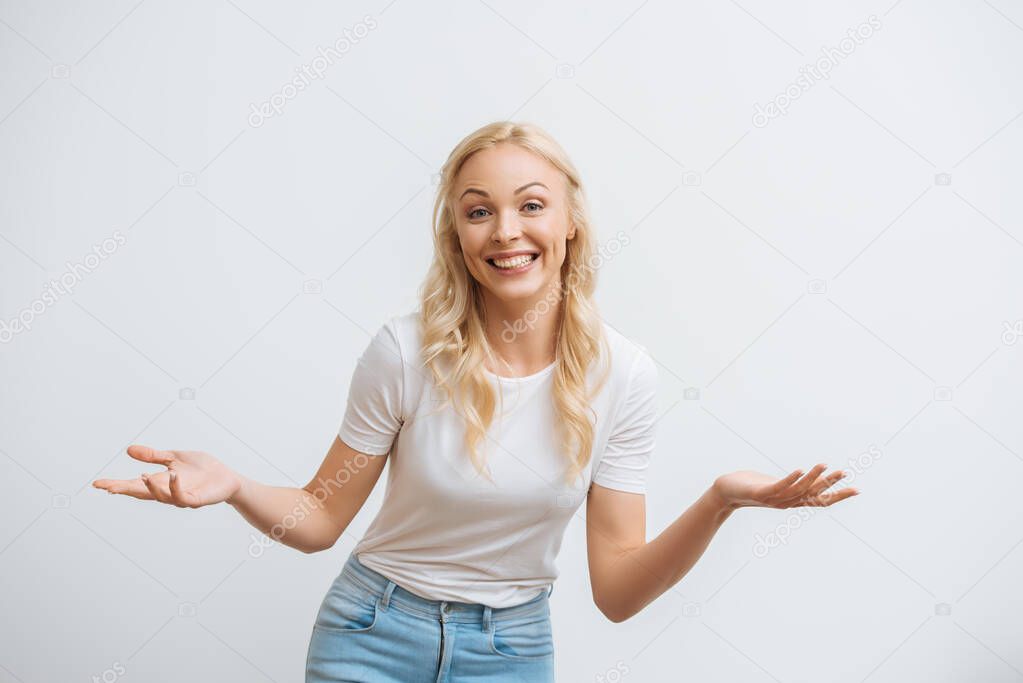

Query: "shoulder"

xmin=354 ymin=311 xmax=420 ymax=377
xmin=599 ymin=321 xmax=657 ymax=390
xmin=368 ymin=311 xmax=433 ymax=391
xmin=369 ymin=310 xmax=418 ymax=348
xmin=379 ymin=310 xmax=422 ymax=366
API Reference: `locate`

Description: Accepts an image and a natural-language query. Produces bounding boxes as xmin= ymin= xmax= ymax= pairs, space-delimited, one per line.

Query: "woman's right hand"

xmin=92 ymin=445 xmax=243 ymax=509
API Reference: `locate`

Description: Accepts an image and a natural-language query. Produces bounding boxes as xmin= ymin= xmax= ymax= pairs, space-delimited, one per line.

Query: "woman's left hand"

xmin=711 ymin=464 xmax=859 ymax=511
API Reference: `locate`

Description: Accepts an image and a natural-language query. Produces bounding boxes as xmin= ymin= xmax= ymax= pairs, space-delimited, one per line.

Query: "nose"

xmin=490 ymin=209 xmax=522 ymax=243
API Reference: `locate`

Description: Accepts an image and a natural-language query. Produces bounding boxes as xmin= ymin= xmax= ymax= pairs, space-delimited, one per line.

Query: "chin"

xmin=491 ymin=279 xmax=554 ymax=302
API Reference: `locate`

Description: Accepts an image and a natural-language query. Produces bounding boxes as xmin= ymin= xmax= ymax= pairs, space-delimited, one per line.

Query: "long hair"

xmin=417 ymin=121 xmax=610 ymax=488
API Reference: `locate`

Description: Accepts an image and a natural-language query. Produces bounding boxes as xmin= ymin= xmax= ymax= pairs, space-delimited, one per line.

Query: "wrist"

xmin=705 ymin=481 xmax=740 ymax=515
xmin=226 ymin=473 xmax=248 ymax=507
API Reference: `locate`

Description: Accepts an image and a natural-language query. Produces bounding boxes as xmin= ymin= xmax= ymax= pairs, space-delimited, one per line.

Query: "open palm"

xmin=714 ymin=464 xmax=859 ymax=510
xmin=92 ymin=445 xmax=241 ymax=508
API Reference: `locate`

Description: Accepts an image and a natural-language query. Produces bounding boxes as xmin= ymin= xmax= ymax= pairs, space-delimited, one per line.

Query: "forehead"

xmin=454 ymin=143 xmax=564 ymax=196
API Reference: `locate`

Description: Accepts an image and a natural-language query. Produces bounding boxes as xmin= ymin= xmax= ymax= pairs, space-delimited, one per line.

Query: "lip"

xmin=485 ymin=249 xmax=540 ymax=260
xmin=486 ymin=252 xmax=540 ymax=276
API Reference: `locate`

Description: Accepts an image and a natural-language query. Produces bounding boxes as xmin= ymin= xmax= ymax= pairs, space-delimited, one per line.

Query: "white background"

xmin=1 ymin=1 xmax=1021 ymax=681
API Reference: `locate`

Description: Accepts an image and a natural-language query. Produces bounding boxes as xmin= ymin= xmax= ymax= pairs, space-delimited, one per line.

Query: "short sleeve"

xmin=592 ymin=348 xmax=658 ymax=494
xmin=338 ymin=319 xmax=405 ymax=456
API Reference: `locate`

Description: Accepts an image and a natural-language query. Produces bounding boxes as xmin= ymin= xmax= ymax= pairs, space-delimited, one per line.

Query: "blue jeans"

xmin=306 ymin=552 xmax=556 ymax=682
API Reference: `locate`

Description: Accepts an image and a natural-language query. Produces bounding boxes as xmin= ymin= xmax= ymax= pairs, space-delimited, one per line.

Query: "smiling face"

xmin=452 ymin=142 xmax=575 ymax=309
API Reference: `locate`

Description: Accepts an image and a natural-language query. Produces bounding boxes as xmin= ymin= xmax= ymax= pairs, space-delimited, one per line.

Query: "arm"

xmin=93 ymin=436 xmax=388 ymax=555
xmin=586 ymin=482 xmax=732 ymax=623
xmin=96 ymin=320 xmax=404 ymax=552
xmin=96 ymin=320 xmax=403 ymax=553
xmin=229 ymin=436 xmax=388 ymax=553
xmin=586 ymin=465 xmax=858 ymax=623
xmin=235 ymin=316 xmax=401 ymax=553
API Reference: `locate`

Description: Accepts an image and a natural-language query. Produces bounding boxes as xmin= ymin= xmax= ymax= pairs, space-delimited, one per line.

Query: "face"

xmin=452 ymin=143 xmax=575 ymax=307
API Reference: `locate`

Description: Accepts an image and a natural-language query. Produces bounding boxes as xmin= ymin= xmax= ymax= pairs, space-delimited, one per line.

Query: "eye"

xmin=468 ymin=207 xmax=490 ymax=219
xmin=523 ymin=201 xmax=544 ymax=213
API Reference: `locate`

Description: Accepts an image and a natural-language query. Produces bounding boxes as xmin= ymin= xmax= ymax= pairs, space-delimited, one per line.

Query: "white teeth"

xmin=492 ymin=254 xmax=535 ymax=269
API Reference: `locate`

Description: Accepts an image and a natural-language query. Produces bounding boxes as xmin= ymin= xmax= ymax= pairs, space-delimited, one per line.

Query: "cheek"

xmin=456 ymin=230 xmax=482 ymax=259
xmin=543 ymin=225 xmax=569 ymax=257
xmin=536 ymin=219 xmax=566 ymax=252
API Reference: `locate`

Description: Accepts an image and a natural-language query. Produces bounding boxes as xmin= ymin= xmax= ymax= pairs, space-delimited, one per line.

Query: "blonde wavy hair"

xmin=418 ymin=121 xmax=611 ymax=488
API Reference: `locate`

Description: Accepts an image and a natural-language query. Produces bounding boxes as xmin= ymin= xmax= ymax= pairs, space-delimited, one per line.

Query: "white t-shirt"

xmin=339 ymin=311 xmax=658 ymax=608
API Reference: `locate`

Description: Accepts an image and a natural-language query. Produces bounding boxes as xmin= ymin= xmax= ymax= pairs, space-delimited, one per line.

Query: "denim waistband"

xmin=341 ymin=552 xmax=553 ymax=625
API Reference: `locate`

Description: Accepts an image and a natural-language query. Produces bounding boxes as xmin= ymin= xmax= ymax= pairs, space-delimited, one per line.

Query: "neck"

xmin=481 ymin=285 xmax=563 ymax=376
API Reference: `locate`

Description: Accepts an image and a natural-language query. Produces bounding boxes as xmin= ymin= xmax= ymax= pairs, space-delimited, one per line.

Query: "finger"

xmin=800 ymin=485 xmax=859 ymax=507
xmin=168 ymin=469 xmax=198 ymax=508
xmin=778 ymin=464 xmax=828 ymax=503
xmin=762 ymin=469 xmax=804 ymax=497
xmin=93 ymin=478 xmax=155 ymax=500
xmin=815 ymin=487 xmax=860 ymax=506
xmin=804 ymin=469 xmax=847 ymax=499
xmin=141 ymin=472 xmax=171 ymax=504
xmin=127 ymin=445 xmax=176 ymax=466
xmin=796 ymin=463 xmax=828 ymax=489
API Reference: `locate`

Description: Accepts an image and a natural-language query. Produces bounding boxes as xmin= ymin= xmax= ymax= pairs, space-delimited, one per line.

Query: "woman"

xmin=93 ymin=121 xmax=859 ymax=682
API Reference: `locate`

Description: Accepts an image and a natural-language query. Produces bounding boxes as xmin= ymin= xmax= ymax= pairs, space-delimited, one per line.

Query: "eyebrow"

xmin=458 ymin=181 xmax=549 ymax=201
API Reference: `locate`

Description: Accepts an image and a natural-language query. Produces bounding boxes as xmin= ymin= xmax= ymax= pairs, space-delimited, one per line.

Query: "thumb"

xmin=168 ymin=469 xmax=197 ymax=508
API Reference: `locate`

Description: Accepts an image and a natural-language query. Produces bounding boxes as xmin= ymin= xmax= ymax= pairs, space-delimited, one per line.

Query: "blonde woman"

xmin=93 ymin=121 xmax=859 ymax=682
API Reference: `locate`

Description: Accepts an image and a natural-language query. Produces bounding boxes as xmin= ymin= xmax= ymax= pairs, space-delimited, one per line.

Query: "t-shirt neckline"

xmin=484 ymin=359 xmax=558 ymax=383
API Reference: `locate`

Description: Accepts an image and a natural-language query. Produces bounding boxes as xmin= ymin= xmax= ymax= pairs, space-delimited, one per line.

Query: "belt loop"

xmin=380 ymin=580 xmax=396 ymax=610
xmin=482 ymin=605 xmax=492 ymax=632
xmin=548 ymin=583 xmax=554 ymax=598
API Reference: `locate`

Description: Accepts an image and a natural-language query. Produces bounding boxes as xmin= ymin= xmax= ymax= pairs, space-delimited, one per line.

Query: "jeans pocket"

xmin=488 ymin=614 xmax=555 ymax=660
xmin=313 ymin=571 xmax=380 ymax=634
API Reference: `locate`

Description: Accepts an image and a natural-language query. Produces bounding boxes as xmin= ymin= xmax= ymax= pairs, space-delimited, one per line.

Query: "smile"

xmin=486 ymin=253 xmax=539 ymax=274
